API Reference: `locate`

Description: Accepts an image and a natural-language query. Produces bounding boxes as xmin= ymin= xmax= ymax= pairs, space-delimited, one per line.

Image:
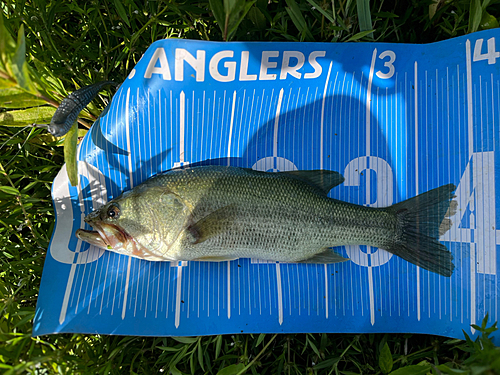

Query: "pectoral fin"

xmin=187 ymin=204 xmax=237 ymax=244
xmin=298 ymin=248 xmax=349 ymax=263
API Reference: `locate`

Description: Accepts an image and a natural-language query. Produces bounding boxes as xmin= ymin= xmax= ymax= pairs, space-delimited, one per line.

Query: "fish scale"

xmin=76 ymin=165 xmax=456 ymax=276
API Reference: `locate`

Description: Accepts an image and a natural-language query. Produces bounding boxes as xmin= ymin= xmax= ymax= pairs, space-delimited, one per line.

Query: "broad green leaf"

xmin=209 ymin=0 xmax=256 ymax=40
xmin=389 ymin=365 xmax=432 ymax=375
xmin=0 ymin=78 xmax=16 ymax=89
xmin=224 ymin=0 xmax=242 ymax=15
xmin=0 ymin=186 xmax=20 ymax=195
xmin=429 ymin=0 xmax=439 ymax=20
xmin=216 ymin=363 xmax=245 ymax=375
xmin=468 ymin=0 xmax=482 ymax=33
xmin=255 ymin=333 xmax=266 ymax=347
xmin=479 ymin=11 xmax=499 ymax=30
xmin=114 ymin=0 xmax=131 ymax=27
xmin=0 ymin=13 xmax=16 ymax=73
xmin=285 ymin=0 xmax=314 ymax=41
xmin=64 ymin=122 xmax=78 ymax=186
xmin=248 ymin=6 xmax=266 ymax=30
xmin=209 ymin=0 xmax=226 ymax=36
xmin=356 ymin=0 xmax=374 ymax=39
xmin=226 ymin=1 xmax=256 ymax=40
xmin=0 ymin=87 xmax=47 ymax=108
xmin=379 ymin=342 xmax=393 ymax=374
xmin=11 ymin=25 xmax=36 ymax=94
xmin=0 ymin=106 xmax=56 ymax=127
xmin=12 ymin=25 xmax=27 ymax=85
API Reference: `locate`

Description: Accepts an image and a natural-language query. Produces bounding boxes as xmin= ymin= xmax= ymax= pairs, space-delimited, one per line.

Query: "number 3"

xmin=376 ymin=50 xmax=396 ymax=79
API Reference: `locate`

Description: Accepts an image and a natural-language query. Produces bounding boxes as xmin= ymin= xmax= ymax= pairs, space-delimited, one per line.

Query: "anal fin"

xmin=298 ymin=248 xmax=348 ymax=263
xmin=194 ymin=255 xmax=239 ymax=262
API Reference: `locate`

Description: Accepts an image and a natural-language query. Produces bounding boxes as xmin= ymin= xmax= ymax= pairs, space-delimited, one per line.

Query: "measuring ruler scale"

xmin=34 ymin=31 xmax=500 ymax=340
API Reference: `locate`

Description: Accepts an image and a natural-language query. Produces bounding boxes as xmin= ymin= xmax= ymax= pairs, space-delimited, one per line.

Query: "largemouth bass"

xmin=76 ymin=166 xmax=456 ymax=276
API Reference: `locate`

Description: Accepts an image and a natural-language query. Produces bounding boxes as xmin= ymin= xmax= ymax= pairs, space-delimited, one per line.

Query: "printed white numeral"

xmin=473 ymin=38 xmax=500 ymax=65
xmin=440 ymin=152 xmax=497 ymax=274
xmin=252 ymin=156 xmax=297 ymax=173
xmin=343 ymin=156 xmax=394 ymax=267
xmin=375 ymin=50 xmax=396 ymax=79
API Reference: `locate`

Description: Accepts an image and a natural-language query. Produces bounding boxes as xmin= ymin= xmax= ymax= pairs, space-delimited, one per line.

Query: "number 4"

xmin=440 ymin=152 xmax=497 ymax=275
xmin=473 ymin=37 xmax=500 ymax=65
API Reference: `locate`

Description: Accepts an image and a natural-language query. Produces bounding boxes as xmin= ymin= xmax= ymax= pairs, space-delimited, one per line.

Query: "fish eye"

xmin=106 ymin=204 xmax=120 ymax=219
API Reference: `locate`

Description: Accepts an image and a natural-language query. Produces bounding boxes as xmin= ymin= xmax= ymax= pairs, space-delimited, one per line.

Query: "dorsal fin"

xmin=281 ymin=170 xmax=344 ymax=195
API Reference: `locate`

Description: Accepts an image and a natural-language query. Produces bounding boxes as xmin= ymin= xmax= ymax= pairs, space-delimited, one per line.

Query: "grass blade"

xmin=0 ymin=106 xmax=56 ymax=127
xmin=306 ymin=0 xmax=335 ymax=23
xmin=468 ymin=0 xmax=482 ymax=33
xmin=0 ymin=185 xmax=20 ymax=195
xmin=345 ymin=29 xmax=376 ymax=41
xmin=210 ymin=0 xmax=226 ymax=36
xmin=285 ymin=0 xmax=314 ymax=41
xmin=0 ymin=13 xmax=16 ymax=73
xmin=63 ymin=121 xmax=78 ymax=186
xmin=389 ymin=364 xmax=432 ymax=375
xmin=356 ymin=0 xmax=374 ymax=39
xmin=114 ymin=0 xmax=131 ymax=27
xmin=0 ymin=87 xmax=47 ymax=108
xmin=226 ymin=0 xmax=256 ymax=40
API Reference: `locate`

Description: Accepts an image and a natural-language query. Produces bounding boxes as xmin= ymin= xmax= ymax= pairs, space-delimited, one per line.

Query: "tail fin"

xmin=385 ymin=184 xmax=456 ymax=277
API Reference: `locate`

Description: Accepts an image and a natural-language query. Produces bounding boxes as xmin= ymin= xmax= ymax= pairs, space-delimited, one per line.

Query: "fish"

xmin=42 ymin=81 xmax=118 ymax=137
xmin=75 ymin=166 xmax=456 ymax=276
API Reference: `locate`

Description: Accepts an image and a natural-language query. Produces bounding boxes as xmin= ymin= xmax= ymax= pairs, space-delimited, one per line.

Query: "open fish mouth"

xmin=76 ymin=220 xmax=132 ymax=250
xmin=75 ymin=228 xmax=110 ymax=249
xmin=76 ymin=222 xmax=171 ymax=261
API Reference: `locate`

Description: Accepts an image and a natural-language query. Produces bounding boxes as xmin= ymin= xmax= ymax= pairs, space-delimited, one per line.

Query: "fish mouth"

xmin=76 ymin=222 xmax=171 ymax=261
xmin=77 ymin=220 xmax=134 ymax=249
xmin=75 ymin=228 xmax=110 ymax=249
xmin=75 ymin=221 xmax=129 ymax=251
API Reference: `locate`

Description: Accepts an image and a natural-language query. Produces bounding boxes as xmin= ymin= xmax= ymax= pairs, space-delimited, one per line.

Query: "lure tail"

xmin=47 ymin=81 xmax=118 ymax=137
xmin=385 ymin=184 xmax=457 ymax=277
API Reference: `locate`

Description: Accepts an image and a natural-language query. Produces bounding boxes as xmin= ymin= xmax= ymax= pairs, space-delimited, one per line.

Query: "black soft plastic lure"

xmin=44 ymin=81 xmax=118 ymax=137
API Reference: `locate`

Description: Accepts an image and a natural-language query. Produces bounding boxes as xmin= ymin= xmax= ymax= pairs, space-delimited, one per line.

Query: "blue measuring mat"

xmin=34 ymin=30 xmax=500 ymax=340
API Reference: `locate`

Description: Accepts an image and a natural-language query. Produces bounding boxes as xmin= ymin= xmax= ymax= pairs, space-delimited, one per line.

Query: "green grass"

xmin=1 ymin=0 xmax=500 ymax=374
